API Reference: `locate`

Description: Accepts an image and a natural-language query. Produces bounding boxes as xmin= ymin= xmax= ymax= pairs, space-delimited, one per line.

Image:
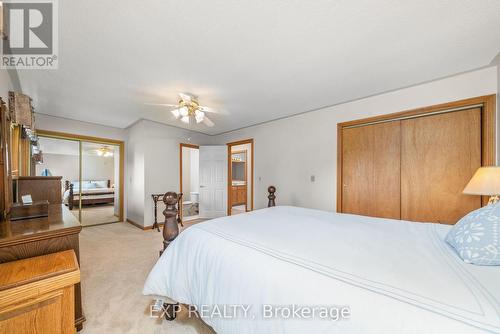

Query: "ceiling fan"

xmin=147 ymin=93 xmax=215 ymax=127
xmin=96 ymin=146 xmax=113 ymax=157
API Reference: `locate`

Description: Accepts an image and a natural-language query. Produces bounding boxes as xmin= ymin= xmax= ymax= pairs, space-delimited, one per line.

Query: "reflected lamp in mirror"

xmin=463 ymin=167 xmax=500 ymax=205
xmin=40 ymin=169 xmax=51 ymax=176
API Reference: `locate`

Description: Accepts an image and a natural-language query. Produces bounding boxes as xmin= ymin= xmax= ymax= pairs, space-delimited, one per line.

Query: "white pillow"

xmin=93 ymin=180 xmax=108 ymax=188
xmin=81 ymin=181 xmax=94 ymax=189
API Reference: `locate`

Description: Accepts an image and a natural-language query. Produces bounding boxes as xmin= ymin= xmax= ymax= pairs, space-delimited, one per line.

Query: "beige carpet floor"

xmin=79 ymin=221 xmax=215 ymax=334
xmin=71 ymin=204 xmax=119 ymax=226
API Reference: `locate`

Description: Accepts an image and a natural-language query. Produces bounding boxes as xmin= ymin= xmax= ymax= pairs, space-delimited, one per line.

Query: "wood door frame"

xmin=179 ymin=143 xmax=200 ymax=220
xmin=227 ymin=139 xmax=254 ymax=215
xmin=36 ymin=130 xmax=125 ymax=222
xmin=337 ymin=94 xmax=496 ymax=213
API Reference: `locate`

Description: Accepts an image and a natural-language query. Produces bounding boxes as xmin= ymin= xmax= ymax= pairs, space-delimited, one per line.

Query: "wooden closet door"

xmin=342 ymin=121 xmax=401 ymax=219
xmin=401 ymin=108 xmax=482 ymax=224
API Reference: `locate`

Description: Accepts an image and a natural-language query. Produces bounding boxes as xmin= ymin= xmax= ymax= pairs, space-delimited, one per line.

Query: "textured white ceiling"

xmin=17 ymin=0 xmax=500 ymax=135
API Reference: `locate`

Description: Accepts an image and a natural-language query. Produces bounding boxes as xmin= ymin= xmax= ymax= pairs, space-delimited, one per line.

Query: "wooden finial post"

xmin=161 ymin=192 xmax=179 ymax=255
xmin=268 ymin=186 xmax=276 ymax=207
xmin=151 ymin=194 xmax=162 ymax=232
xmin=68 ymin=183 xmax=74 ymax=210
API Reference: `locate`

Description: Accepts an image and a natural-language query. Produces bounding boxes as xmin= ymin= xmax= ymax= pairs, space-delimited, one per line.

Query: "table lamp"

xmin=463 ymin=167 xmax=500 ymax=205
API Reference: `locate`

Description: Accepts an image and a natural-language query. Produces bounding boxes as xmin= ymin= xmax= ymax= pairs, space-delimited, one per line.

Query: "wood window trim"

xmin=179 ymin=143 xmax=200 ymax=221
xmin=227 ymin=139 xmax=254 ymax=215
xmin=36 ymin=129 xmax=125 ymax=222
xmin=336 ymin=94 xmax=497 ymax=213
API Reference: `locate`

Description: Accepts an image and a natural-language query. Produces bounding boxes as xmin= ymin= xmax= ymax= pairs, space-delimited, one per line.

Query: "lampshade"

xmin=463 ymin=167 xmax=500 ymax=195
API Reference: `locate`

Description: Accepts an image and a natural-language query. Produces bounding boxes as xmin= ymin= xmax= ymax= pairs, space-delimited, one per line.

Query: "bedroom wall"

xmin=35 ymin=114 xmax=126 ymax=141
xmin=126 ymin=120 xmax=212 ymax=227
xmin=82 ymin=155 xmax=115 ymax=184
xmin=213 ymin=66 xmax=498 ymax=212
xmin=35 ymin=153 xmax=114 ymax=183
xmin=126 ymin=121 xmax=146 ymax=225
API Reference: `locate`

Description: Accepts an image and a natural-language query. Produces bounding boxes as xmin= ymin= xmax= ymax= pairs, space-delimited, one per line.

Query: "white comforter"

xmin=143 ymin=206 xmax=500 ymax=334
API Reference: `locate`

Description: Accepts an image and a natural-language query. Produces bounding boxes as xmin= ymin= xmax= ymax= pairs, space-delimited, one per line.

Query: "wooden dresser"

xmin=0 ymin=204 xmax=85 ymax=331
xmin=0 ymin=250 xmax=80 ymax=334
xmin=14 ymin=176 xmax=63 ymax=204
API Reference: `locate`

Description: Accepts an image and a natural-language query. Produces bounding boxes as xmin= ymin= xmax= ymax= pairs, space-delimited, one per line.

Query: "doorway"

xmin=179 ymin=143 xmax=200 ymax=221
xmin=227 ymin=139 xmax=254 ymax=215
xmin=35 ymin=130 xmax=124 ymax=226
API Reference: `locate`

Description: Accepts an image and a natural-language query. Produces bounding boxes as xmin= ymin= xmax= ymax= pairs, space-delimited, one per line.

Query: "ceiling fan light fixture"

xmin=153 ymin=93 xmax=216 ymax=127
xmin=179 ymin=106 xmax=189 ymax=117
xmin=97 ymin=146 xmax=113 ymax=157
xmin=195 ymin=110 xmax=205 ymax=123
xmin=171 ymin=108 xmax=181 ymax=119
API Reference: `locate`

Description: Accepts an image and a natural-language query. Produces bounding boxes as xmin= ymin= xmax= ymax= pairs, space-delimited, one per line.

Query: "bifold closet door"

xmin=342 ymin=121 xmax=401 ymax=219
xmin=401 ymin=108 xmax=482 ymax=224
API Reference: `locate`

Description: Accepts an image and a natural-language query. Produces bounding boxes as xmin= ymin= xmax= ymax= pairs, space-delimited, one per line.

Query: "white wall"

xmin=126 ymin=121 xmax=146 ymax=224
xmin=213 ymin=66 xmax=498 ymax=212
xmin=126 ymin=120 xmax=212 ymax=227
xmin=35 ymin=153 xmax=114 ymax=183
xmin=35 ymin=113 xmax=126 ymax=141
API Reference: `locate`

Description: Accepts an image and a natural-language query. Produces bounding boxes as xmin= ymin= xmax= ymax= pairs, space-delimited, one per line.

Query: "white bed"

xmin=63 ymin=187 xmax=115 ymax=203
xmin=143 ymin=206 xmax=500 ymax=334
xmin=63 ymin=180 xmax=115 ymax=208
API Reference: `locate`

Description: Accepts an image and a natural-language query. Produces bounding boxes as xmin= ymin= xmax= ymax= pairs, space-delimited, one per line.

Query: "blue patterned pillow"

xmin=446 ymin=203 xmax=500 ymax=265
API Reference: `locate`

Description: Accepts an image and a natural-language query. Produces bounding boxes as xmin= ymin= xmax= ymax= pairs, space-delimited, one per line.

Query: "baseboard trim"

xmin=126 ymin=218 xmax=145 ymax=230
xmin=127 ymin=218 xmax=164 ymax=231
xmin=143 ymin=222 xmax=164 ymax=230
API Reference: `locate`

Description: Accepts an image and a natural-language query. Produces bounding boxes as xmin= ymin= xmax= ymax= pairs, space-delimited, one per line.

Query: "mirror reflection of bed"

xmin=35 ymin=136 xmax=121 ymax=226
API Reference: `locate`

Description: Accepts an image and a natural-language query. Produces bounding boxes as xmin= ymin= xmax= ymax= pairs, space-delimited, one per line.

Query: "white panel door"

xmin=199 ymin=146 xmax=227 ymax=218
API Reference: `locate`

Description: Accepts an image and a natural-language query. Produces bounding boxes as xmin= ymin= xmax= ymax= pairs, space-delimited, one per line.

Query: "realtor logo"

xmin=1 ymin=0 xmax=58 ymax=69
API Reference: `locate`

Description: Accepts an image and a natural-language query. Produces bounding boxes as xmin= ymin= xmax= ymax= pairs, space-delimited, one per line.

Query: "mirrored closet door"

xmin=33 ymin=132 xmax=123 ymax=226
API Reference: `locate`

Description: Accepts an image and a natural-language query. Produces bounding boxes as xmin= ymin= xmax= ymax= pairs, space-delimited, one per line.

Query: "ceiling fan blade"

xmin=198 ymin=106 xmax=217 ymax=113
xmin=178 ymin=93 xmax=192 ymax=102
xmin=202 ymin=116 xmax=215 ymax=127
xmin=144 ymin=103 xmax=179 ymax=108
xmin=170 ymin=108 xmax=181 ymax=119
